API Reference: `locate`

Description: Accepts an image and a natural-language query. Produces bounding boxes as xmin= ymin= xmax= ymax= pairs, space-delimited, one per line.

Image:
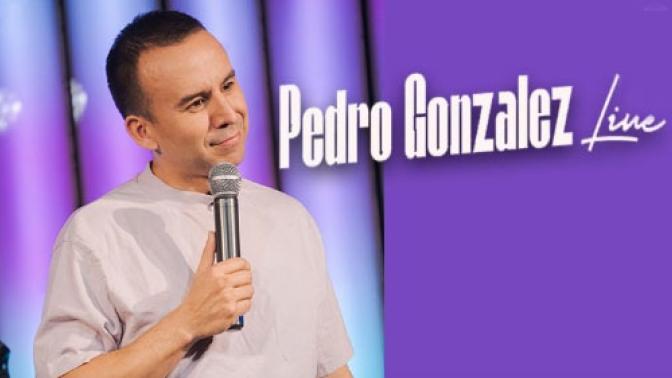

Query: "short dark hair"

xmin=106 ymin=10 xmax=205 ymax=119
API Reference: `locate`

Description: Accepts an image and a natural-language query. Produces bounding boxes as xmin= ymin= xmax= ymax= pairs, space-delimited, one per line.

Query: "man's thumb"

xmin=197 ymin=232 xmax=216 ymax=272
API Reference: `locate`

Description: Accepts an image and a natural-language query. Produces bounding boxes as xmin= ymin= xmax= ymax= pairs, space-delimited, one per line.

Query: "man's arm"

xmin=61 ymin=308 xmax=191 ymax=378
xmin=324 ymin=365 xmax=353 ymax=378
xmin=62 ymin=233 xmax=254 ymax=378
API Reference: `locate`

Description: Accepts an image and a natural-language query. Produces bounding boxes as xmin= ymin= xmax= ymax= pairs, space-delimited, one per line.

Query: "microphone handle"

xmin=213 ymin=195 xmax=244 ymax=330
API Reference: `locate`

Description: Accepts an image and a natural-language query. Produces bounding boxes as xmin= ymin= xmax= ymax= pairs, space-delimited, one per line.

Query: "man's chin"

xmin=209 ymin=149 xmax=245 ymax=167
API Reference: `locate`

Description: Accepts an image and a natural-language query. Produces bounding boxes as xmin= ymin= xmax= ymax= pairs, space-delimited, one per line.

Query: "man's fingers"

xmin=235 ymin=299 xmax=252 ymax=315
xmin=212 ymin=257 xmax=251 ymax=274
xmin=197 ymin=232 xmax=216 ymax=273
xmin=234 ymin=285 xmax=254 ymax=300
xmin=222 ymin=270 xmax=252 ymax=288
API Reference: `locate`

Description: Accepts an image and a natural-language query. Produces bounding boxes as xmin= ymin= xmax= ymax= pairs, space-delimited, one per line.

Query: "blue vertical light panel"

xmin=169 ymin=0 xmax=276 ymax=187
xmin=0 ymin=1 xmax=76 ymax=376
xmin=265 ymin=1 xmax=384 ymax=377
xmin=65 ymin=0 xmax=156 ymax=203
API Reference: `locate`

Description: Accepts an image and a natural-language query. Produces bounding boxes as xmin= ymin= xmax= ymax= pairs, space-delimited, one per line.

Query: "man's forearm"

xmin=62 ymin=308 xmax=194 ymax=378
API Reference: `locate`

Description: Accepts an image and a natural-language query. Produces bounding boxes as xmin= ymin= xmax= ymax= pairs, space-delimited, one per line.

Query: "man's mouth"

xmin=209 ymin=131 xmax=240 ymax=148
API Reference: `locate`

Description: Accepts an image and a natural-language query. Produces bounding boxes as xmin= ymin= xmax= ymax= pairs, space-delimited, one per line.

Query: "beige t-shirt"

xmin=34 ymin=166 xmax=352 ymax=377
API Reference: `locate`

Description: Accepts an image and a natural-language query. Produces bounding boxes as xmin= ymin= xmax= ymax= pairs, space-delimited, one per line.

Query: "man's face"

xmin=136 ymin=30 xmax=248 ymax=177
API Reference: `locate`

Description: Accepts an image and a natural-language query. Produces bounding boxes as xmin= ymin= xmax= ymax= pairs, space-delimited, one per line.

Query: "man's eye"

xmin=188 ymin=98 xmax=206 ymax=110
xmin=223 ymin=80 xmax=235 ymax=91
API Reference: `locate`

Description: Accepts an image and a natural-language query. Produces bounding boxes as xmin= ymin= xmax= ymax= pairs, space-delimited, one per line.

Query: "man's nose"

xmin=210 ymin=92 xmax=237 ymax=129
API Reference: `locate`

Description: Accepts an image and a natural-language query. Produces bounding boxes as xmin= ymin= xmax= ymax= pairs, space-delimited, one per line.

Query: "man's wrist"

xmin=164 ymin=306 xmax=197 ymax=350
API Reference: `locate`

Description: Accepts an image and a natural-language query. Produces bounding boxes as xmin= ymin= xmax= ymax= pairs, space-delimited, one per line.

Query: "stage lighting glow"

xmin=265 ymin=1 xmax=384 ymax=377
xmin=69 ymin=78 xmax=87 ymax=123
xmin=0 ymin=89 xmax=22 ymax=132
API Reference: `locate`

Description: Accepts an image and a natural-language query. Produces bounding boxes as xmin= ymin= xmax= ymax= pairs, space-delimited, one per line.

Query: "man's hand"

xmin=176 ymin=232 xmax=254 ymax=340
xmin=324 ymin=365 xmax=353 ymax=378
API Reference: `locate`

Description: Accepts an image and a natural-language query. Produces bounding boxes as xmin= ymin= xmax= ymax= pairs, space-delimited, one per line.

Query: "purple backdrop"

xmin=380 ymin=0 xmax=672 ymax=376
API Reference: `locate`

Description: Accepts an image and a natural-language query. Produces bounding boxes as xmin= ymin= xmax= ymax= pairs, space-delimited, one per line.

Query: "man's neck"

xmin=150 ymin=160 xmax=210 ymax=194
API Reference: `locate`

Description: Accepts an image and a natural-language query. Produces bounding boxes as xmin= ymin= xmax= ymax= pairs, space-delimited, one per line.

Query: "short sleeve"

xmin=304 ymin=215 xmax=354 ymax=376
xmin=34 ymin=239 xmax=122 ymax=378
xmin=316 ymin=270 xmax=354 ymax=376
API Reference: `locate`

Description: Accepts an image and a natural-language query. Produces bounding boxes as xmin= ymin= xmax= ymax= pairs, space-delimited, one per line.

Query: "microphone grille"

xmin=208 ymin=162 xmax=241 ymax=196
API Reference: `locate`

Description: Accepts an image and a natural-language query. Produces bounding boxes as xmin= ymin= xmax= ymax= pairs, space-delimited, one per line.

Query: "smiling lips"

xmin=209 ymin=130 xmax=240 ymax=149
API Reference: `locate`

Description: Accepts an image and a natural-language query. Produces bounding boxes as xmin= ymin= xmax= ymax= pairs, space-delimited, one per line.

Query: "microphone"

xmin=208 ymin=162 xmax=244 ymax=330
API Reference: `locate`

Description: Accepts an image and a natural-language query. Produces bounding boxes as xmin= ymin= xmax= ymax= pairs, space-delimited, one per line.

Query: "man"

xmin=34 ymin=11 xmax=353 ymax=378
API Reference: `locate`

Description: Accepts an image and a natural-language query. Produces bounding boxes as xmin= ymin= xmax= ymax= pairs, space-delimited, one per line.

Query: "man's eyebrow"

xmin=223 ymin=69 xmax=236 ymax=83
xmin=175 ymin=70 xmax=237 ymax=109
xmin=176 ymin=89 xmax=211 ymax=109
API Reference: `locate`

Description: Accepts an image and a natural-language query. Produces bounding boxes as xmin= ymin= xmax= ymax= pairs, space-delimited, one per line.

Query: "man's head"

xmin=106 ymin=11 xmax=249 ymax=189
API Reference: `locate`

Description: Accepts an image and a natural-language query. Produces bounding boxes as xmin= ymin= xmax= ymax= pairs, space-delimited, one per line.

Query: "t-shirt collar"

xmin=136 ymin=163 xmax=214 ymax=206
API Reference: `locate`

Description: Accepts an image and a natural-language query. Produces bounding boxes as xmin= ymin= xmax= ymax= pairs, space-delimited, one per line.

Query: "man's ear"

xmin=125 ymin=115 xmax=160 ymax=152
